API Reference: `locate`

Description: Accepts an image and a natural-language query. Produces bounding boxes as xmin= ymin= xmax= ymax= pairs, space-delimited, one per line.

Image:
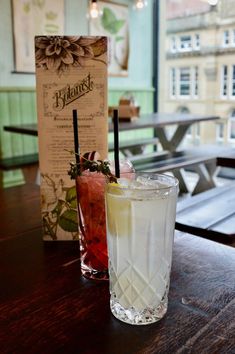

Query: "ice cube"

xmin=117 ymin=178 xmax=131 ymax=188
xmin=130 ymin=180 xmax=145 ymax=189
xmin=110 ymin=159 xmax=135 ymax=174
xmin=136 ymin=176 xmax=170 ymax=189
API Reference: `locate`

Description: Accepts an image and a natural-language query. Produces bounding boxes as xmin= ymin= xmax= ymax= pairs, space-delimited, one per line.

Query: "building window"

xmin=194 ymin=34 xmax=200 ymax=50
xmin=171 ymin=37 xmax=177 ymax=52
xmin=193 ymin=66 xmax=199 ymax=97
xmin=170 ymin=68 xmax=176 ymax=97
xmin=221 ymin=65 xmax=228 ymax=97
xmin=223 ymin=30 xmax=230 ymax=46
xmin=179 ymin=35 xmax=192 ymax=51
xmin=232 ymin=65 xmax=235 ymax=96
xmin=179 ymin=67 xmax=190 ymax=96
xmin=229 ymin=110 xmax=235 ymax=140
xmin=233 ymin=30 xmax=235 ymax=46
xmin=170 ymin=67 xmax=199 ymax=99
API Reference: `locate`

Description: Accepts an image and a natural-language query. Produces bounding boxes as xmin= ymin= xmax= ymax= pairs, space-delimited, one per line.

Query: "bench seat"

xmin=131 ymin=145 xmax=235 ymax=195
xmin=176 ymin=183 xmax=235 ymax=246
xmin=0 ymin=153 xmax=39 ymax=184
xmin=0 ymin=153 xmax=38 ymax=170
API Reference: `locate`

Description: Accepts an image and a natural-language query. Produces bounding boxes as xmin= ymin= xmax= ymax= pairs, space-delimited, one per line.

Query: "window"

xmin=229 ymin=110 xmax=235 ymax=141
xmin=194 ymin=34 xmax=200 ymax=50
xmin=223 ymin=30 xmax=229 ymax=46
xmin=179 ymin=35 xmax=192 ymax=51
xmin=233 ymin=30 xmax=235 ymax=46
xmin=170 ymin=68 xmax=176 ymax=96
xmin=193 ymin=66 xmax=199 ymax=97
xmin=170 ymin=34 xmax=200 ymax=53
xmin=221 ymin=65 xmax=235 ymax=98
xmin=232 ymin=65 xmax=235 ymax=96
xmin=221 ymin=65 xmax=228 ymax=97
xmin=179 ymin=67 xmax=190 ymax=96
xmin=170 ymin=67 xmax=199 ymax=99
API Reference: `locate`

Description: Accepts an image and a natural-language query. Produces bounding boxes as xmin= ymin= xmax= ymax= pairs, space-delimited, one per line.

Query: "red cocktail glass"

xmin=76 ymin=171 xmax=108 ymax=280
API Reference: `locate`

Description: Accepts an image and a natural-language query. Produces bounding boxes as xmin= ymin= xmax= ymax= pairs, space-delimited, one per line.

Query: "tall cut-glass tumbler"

xmin=105 ymin=172 xmax=179 ymax=324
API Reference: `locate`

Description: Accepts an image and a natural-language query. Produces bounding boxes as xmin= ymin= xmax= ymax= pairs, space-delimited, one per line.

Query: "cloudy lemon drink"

xmin=105 ymin=173 xmax=178 ymax=325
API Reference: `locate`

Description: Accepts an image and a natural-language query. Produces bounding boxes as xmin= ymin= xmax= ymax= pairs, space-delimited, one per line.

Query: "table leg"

xmin=22 ymin=165 xmax=40 ymax=184
xmin=173 ymin=169 xmax=189 ymax=194
xmin=191 ymin=161 xmax=217 ymax=195
xmin=155 ymin=124 xmax=191 ymax=152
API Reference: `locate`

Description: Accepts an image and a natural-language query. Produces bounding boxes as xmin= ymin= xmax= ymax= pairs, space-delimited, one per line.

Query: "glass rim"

xmin=107 ymin=172 xmax=179 ymax=191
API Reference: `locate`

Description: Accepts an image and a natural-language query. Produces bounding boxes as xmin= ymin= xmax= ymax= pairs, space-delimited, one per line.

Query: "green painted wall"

xmin=0 ymin=0 xmax=154 ymax=187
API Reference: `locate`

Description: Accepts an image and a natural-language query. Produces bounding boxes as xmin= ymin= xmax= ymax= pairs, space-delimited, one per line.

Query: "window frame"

xmin=228 ymin=109 xmax=235 ymax=142
xmin=194 ymin=33 xmax=200 ymax=50
xmin=179 ymin=35 xmax=192 ymax=52
xmin=223 ymin=30 xmax=230 ymax=47
xmin=221 ymin=65 xmax=228 ymax=98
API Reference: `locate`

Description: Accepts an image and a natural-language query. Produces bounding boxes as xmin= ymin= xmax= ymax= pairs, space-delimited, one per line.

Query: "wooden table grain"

xmin=0 ymin=184 xmax=234 ymax=354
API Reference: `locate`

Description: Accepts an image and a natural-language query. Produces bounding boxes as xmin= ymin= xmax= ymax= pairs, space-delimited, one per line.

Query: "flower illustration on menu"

xmin=41 ymin=174 xmax=79 ymax=240
xmin=35 ymin=36 xmax=107 ymax=75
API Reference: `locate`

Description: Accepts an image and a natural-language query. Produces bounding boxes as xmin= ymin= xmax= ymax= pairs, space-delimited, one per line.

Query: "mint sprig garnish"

xmin=67 ymin=151 xmax=117 ymax=183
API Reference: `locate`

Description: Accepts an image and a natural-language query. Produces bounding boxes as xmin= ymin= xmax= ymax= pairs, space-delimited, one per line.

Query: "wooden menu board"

xmin=35 ymin=36 xmax=108 ymax=241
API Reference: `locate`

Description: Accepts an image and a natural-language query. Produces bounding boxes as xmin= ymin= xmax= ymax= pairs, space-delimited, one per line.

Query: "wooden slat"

xmin=176 ymin=184 xmax=235 ymax=242
xmin=133 ymin=151 xmax=215 ymax=172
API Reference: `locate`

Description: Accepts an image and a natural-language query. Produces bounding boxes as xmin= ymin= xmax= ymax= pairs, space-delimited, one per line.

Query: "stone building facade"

xmin=162 ymin=0 xmax=235 ymax=146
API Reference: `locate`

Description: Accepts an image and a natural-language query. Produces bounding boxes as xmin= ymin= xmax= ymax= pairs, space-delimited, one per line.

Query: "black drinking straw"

xmin=113 ymin=109 xmax=120 ymax=178
xmin=72 ymin=109 xmax=80 ymax=168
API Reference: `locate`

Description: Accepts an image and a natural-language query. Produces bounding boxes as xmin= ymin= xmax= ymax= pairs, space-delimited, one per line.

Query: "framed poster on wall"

xmin=89 ymin=0 xmax=129 ymax=77
xmin=12 ymin=0 xmax=64 ymax=73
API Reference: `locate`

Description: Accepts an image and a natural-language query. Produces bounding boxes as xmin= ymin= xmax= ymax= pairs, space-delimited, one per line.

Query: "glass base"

xmin=110 ymin=296 xmax=168 ymax=325
xmin=81 ymin=262 xmax=109 ymax=281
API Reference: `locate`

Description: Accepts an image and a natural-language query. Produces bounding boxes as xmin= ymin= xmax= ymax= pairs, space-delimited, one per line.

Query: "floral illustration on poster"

xmin=89 ymin=1 xmax=129 ymax=77
xmin=35 ymin=36 xmax=107 ymax=76
xmin=40 ymin=174 xmax=79 ymax=240
xmin=35 ymin=35 xmax=108 ymax=240
xmin=12 ymin=0 xmax=64 ymax=73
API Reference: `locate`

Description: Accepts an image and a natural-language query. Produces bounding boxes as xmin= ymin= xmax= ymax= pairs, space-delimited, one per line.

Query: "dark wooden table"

xmin=4 ymin=112 xmax=219 ymax=152
xmin=0 ymin=184 xmax=235 ymax=354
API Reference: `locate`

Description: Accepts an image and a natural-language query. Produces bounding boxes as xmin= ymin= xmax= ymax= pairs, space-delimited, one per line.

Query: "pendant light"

xmin=89 ymin=0 xmax=102 ymax=19
xmin=134 ymin=0 xmax=148 ymax=10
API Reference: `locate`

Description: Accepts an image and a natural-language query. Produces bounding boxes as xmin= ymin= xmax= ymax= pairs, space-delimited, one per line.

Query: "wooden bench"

xmin=131 ymin=149 xmax=217 ymax=195
xmin=176 ymin=153 xmax=235 ymax=246
xmin=176 ymin=183 xmax=235 ymax=246
xmin=109 ymin=137 xmax=158 ymax=156
xmin=131 ymin=145 xmax=235 ymax=195
xmin=0 ymin=153 xmax=39 ymax=184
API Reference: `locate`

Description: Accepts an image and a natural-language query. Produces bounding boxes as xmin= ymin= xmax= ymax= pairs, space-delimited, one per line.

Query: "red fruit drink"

xmin=76 ymin=171 xmax=108 ymax=280
xmin=76 ymin=158 xmax=134 ymax=281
